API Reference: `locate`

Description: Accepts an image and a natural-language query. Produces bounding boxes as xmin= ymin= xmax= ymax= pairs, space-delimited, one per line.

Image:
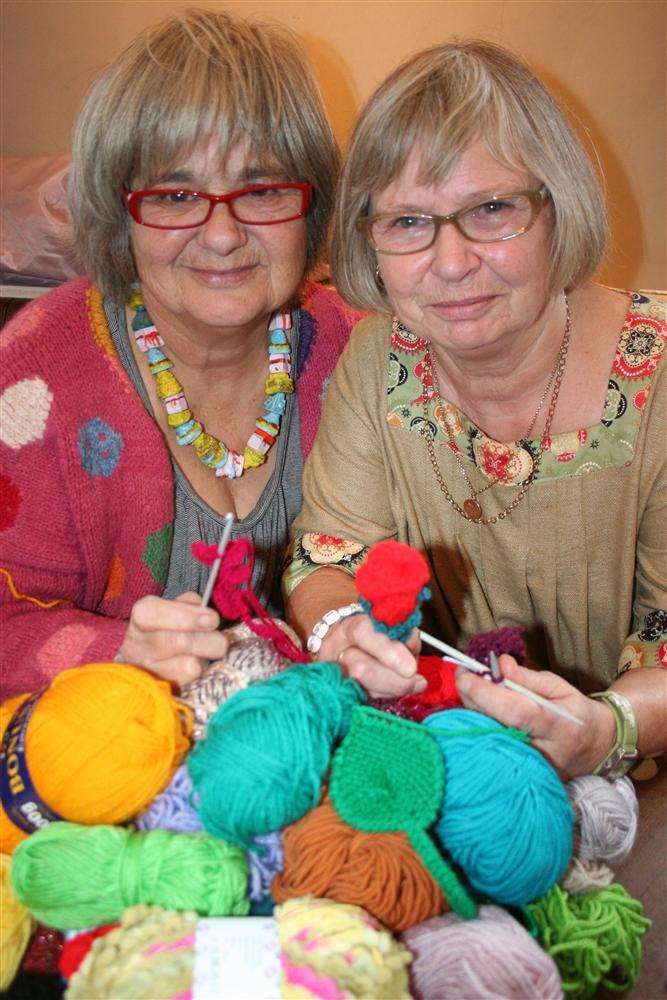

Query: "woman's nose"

xmin=429 ymin=221 xmax=481 ymax=281
xmin=196 ymin=201 xmax=248 ymax=253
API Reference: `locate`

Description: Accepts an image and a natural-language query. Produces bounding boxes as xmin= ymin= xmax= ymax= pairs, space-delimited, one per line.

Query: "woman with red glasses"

xmin=0 ymin=9 xmax=359 ymax=697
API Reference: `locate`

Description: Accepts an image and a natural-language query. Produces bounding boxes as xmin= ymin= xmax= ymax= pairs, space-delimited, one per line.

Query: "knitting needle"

xmin=201 ymin=512 xmax=235 ymax=608
xmin=419 ymin=629 xmax=584 ymax=726
xmin=489 ymin=650 xmax=502 ymax=684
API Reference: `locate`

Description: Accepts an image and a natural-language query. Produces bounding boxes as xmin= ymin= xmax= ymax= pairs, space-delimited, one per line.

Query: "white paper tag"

xmin=192 ymin=917 xmax=282 ymax=999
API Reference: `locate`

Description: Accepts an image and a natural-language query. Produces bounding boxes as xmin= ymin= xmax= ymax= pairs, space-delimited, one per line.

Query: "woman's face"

xmin=372 ymin=139 xmax=555 ymax=358
xmin=129 ymin=139 xmax=308 ymax=334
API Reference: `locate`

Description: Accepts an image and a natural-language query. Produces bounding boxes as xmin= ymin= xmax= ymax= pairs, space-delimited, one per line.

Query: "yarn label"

xmin=192 ymin=917 xmax=281 ymax=999
xmin=0 ymin=690 xmax=65 ymax=833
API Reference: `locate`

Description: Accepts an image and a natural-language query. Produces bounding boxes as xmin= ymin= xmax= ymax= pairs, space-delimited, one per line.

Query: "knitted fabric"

xmin=1 ymin=279 xmax=358 ymax=698
xmin=330 ymin=705 xmax=476 ymax=919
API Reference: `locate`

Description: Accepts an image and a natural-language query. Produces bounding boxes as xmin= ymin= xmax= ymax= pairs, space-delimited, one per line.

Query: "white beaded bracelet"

xmin=306 ymin=602 xmax=363 ymax=654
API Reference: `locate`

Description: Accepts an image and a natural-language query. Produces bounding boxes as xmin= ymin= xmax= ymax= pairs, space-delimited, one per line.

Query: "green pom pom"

xmin=528 ymin=882 xmax=651 ymax=999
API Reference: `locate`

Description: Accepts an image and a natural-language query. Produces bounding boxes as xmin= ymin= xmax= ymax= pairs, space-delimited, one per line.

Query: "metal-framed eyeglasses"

xmin=124 ymin=182 xmax=313 ymax=229
xmin=356 ymin=186 xmax=549 ymax=255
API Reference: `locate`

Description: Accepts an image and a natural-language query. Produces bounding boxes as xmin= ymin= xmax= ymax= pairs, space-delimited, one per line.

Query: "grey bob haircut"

xmin=69 ymin=7 xmax=340 ymax=302
xmin=332 ymin=41 xmax=608 ymax=313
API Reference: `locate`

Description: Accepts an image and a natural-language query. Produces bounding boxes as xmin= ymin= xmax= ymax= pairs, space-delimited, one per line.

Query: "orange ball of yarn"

xmin=272 ymin=795 xmax=446 ymax=931
xmin=0 ymin=663 xmax=192 ymax=852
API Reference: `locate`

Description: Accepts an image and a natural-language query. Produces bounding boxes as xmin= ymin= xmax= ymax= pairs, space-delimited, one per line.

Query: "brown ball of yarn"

xmin=272 ymin=795 xmax=445 ymax=931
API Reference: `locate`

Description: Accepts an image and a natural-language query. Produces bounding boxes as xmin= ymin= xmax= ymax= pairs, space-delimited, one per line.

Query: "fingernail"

xmin=413 ymin=677 xmax=428 ymax=693
xmin=197 ymin=613 xmax=217 ymax=627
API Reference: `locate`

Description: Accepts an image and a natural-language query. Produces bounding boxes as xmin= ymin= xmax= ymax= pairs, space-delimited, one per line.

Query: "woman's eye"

xmin=155 ymin=191 xmax=197 ymax=204
xmin=392 ymin=215 xmax=428 ymax=230
xmin=474 ymin=199 xmax=515 ymax=217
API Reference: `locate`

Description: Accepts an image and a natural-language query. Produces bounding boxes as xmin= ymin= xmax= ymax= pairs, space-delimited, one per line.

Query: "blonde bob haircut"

xmin=69 ymin=8 xmax=340 ymax=302
xmin=332 ymin=41 xmax=607 ymax=313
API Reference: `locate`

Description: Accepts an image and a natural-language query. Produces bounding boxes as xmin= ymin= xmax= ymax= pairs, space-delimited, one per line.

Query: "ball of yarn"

xmin=566 ymin=774 xmax=638 ymax=865
xmin=529 ymin=882 xmax=651 ymax=999
xmin=402 ymin=905 xmax=563 ymax=1000
xmin=0 ymin=852 xmax=36 ymax=990
xmin=423 ymin=708 xmax=573 ymax=905
xmin=66 ymin=898 xmax=411 ymax=999
xmin=465 ymin=626 xmax=527 ymax=666
xmin=135 ymin=765 xmax=203 ymax=835
xmin=179 ymin=622 xmax=296 ymax=741
xmin=11 ymin=821 xmax=249 ymax=929
xmin=272 ymin=795 xmax=444 ymax=931
xmin=0 ymin=662 xmax=192 ymax=852
xmin=188 ymin=662 xmax=365 ymax=846
xmin=560 ymin=856 xmax=614 ymax=895
xmin=278 ymin=896 xmax=412 ymax=998
xmin=66 ymin=905 xmax=196 ymax=998
xmin=134 ymin=766 xmax=281 ymax=907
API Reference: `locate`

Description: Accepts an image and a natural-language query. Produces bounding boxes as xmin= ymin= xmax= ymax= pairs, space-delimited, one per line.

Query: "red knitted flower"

xmin=356 ymin=540 xmax=430 ymax=625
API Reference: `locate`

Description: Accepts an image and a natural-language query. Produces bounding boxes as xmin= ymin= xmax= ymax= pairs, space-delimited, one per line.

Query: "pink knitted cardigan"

xmin=0 ymin=278 xmax=360 ymax=698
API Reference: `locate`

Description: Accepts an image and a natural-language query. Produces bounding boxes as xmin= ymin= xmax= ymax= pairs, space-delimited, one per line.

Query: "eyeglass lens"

xmin=370 ymin=194 xmax=537 ymax=252
xmin=137 ymin=186 xmax=305 ymax=226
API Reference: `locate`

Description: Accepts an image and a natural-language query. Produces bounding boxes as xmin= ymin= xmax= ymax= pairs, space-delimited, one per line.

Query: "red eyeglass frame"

xmin=123 ymin=182 xmax=313 ymax=229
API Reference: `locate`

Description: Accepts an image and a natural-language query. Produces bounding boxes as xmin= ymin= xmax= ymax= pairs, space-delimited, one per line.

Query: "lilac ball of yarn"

xmin=135 ymin=766 xmax=203 ymax=834
xmin=247 ymin=831 xmax=283 ymax=903
xmin=466 ymin=627 xmax=527 ymax=667
xmin=402 ymin=906 xmax=563 ymax=1000
xmin=566 ymin=774 xmax=638 ymax=865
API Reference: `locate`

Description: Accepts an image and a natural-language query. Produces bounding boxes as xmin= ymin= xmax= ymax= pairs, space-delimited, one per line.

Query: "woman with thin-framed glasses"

xmin=0 ymin=9 xmax=360 ymax=697
xmin=286 ymin=42 xmax=666 ymax=781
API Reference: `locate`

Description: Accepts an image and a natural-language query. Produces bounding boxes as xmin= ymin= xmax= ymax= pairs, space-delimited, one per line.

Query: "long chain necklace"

xmin=422 ymin=294 xmax=571 ymax=525
xmin=128 ymin=286 xmax=295 ymax=479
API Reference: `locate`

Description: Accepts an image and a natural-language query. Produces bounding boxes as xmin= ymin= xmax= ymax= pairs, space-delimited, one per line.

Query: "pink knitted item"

xmin=192 ymin=538 xmax=308 ymax=663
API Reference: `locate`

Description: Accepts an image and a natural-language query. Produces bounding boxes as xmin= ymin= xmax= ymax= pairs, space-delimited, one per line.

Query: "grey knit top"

xmin=106 ymin=300 xmax=303 ymax=617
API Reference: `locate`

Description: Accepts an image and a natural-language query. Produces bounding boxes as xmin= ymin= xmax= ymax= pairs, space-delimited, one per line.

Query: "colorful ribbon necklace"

xmin=129 ymin=286 xmax=295 ymax=479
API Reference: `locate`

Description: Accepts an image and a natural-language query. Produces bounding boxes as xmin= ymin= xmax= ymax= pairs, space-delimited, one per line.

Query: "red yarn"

xmin=192 ymin=538 xmax=308 ymax=663
xmin=355 ymin=540 xmax=430 ymax=625
xmin=58 ymin=925 xmax=118 ymax=980
xmin=21 ymin=926 xmax=64 ymax=975
xmin=397 ymin=656 xmax=462 ymax=721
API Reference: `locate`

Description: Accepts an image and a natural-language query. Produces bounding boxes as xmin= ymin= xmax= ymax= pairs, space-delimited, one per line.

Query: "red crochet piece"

xmin=397 ymin=655 xmax=462 ymax=721
xmin=58 ymin=925 xmax=118 ymax=980
xmin=355 ymin=540 xmax=430 ymax=625
xmin=192 ymin=537 xmax=308 ymax=663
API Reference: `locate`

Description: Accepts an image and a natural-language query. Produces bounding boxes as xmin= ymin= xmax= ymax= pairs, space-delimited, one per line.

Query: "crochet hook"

xmin=201 ymin=512 xmax=235 ymax=608
xmin=419 ymin=630 xmax=584 ymax=726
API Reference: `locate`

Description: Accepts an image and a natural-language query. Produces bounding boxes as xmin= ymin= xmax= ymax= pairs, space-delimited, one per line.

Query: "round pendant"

xmin=463 ymin=498 xmax=483 ymax=521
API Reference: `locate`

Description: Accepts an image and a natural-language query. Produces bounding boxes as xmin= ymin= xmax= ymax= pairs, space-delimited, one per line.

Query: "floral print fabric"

xmin=286 ymin=292 xmax=666 ymax=675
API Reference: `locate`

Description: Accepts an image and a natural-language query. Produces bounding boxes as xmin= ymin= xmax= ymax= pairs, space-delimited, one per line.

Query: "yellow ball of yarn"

xmin=0 ymin=662 xmax=192 ymax=852
xmin=0 ymin=853 xmax=35 ymax=990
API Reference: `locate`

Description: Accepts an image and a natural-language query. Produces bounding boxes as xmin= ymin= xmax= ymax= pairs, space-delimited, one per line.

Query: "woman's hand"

xmin=318 ymin=613 xmax=426 ymax=698
xmin=456 ymin=655 xmax=616 ymax=780
xmin=117 ymin=592 xmax=229 ymax=687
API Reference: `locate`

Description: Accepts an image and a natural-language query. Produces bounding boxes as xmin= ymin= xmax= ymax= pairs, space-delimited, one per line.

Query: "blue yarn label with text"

xmin=0 ymin=690 xmax=65 ymax=833
xmin=193 ymin=917 xmax=281 ymax=999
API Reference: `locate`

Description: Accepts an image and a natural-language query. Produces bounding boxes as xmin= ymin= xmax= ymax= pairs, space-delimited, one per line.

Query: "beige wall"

xmin=2 ymin=0 xmax=665 ymax=289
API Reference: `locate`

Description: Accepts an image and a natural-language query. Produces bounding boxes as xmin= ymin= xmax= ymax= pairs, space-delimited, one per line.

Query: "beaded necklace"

xmin=129 ymin=286 xmax=295 ymax=480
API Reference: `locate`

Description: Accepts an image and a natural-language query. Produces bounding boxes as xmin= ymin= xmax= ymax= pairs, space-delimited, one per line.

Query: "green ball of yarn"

xmin=188 ymin=662 xmax=365 ymax=846
xmin=11 ymin=822 xmax=249 ymax=929
xmin=528 ymin=882 xmax=651 ymax=999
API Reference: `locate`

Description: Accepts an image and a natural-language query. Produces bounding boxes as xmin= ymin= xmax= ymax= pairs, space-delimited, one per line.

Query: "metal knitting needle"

xmin=201 ymin=512 xmax=235 ymax=608
xmin=419 ymin=629 xmax=584 ymax=726
xmin=489 ymin=650 xmax=503 ymax=684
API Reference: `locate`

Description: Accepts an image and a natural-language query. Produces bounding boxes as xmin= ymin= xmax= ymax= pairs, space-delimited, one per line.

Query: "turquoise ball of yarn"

xmin=188 ymin=662 xmax=365 ymax=847
xmin=423 ymin=708 xmax=573 ymax=906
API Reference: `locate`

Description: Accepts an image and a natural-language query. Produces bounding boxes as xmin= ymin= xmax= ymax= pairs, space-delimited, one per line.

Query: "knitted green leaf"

xmin=330 ymin=706 xmax=477 ymax=919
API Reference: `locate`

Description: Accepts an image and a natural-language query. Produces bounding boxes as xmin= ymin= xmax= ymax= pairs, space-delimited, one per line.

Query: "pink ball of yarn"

xmin=402 ymin=905 xmax=563 ymax=1000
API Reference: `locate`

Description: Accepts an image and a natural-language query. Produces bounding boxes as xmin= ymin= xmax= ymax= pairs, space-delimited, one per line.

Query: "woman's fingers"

xmin=145 ymin=654 xmax=206 ymax=686
xmin=130 ymin=593 xmax=220 ymax=632
xmin=341 ymin=645 xmax=426 ymax=698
